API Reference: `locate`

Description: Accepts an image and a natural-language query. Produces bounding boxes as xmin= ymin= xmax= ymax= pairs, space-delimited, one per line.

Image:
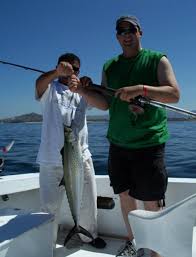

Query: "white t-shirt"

xmin=36 ymin=80 xmax=91 ymax=166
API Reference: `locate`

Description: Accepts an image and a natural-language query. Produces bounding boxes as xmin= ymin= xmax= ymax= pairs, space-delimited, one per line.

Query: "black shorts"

xmin=108 ymin=143 xmax=168 ymax=201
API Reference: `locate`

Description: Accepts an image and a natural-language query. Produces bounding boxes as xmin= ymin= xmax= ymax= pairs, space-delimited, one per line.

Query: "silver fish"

xmin=63 ymin=126 xmax=84 ymax=226
xmin=62 ymin=126 xmax=93 ymax=245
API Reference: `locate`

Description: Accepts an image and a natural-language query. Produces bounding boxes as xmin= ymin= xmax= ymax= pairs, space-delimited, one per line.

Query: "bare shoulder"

xmin=157 ymin=56 xmax=178 ymax=85
xmin=158 ymin=56 xmax=173 ymax=70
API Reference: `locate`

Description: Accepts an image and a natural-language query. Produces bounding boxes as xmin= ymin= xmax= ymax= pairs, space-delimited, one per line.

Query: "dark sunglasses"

xmin=72 ymin=65 xmax=80 ymax=73
xmin=117 ymin=26 xmax=138 ymax=36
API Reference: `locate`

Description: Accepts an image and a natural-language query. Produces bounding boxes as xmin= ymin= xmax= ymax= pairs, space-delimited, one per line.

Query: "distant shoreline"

xmin=0 ymin=111 xmax=196 ymax=123
xmin=1 ymin=119 xmax=196 ymax=124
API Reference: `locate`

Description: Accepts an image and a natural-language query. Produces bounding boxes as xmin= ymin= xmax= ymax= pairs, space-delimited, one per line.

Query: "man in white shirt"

xmin=35 ymin=53 xmax=108 ymax=249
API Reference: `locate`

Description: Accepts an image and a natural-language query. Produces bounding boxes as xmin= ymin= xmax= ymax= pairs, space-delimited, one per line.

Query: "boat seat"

xmin=0 ymin=208 xmax=54 ymax=257
xmin=128 ymin=193 xmax=196 ymax=257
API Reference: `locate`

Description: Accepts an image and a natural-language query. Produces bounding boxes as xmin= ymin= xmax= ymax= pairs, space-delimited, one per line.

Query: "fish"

xmin=62 ymin=126 xmax=93 ymax=245
xmin=63 ymin=127 xmax=83 ymax=226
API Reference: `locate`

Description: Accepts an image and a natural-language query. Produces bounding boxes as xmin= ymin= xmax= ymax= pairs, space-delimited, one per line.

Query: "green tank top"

xmin=103 ymin=48 xmax=169 ymax=149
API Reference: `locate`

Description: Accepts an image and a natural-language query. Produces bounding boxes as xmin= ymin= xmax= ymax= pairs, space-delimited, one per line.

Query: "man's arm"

xmin=68 ymin=73 xmax=109 ymax=110
xmin=80 ymin=88 xmax=109 ymax=110
xmin=35 ymin=70 xmax=58 ymax=99
xmin=35 ymin=62 xmax=74 ymax=99
xmin=144 ymin=56 xmax=180 ymax=103
xmin=115 ymin=56 xmax=180 ymax=103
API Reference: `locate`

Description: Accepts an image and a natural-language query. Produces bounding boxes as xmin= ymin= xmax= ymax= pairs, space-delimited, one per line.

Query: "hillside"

xmin=0 ymin=112 xmax=108 ymax=123
xmin=0 ymin=110 xmax=196 ymax=123
xmin=0 ymin=113 xmax=42 ymax=123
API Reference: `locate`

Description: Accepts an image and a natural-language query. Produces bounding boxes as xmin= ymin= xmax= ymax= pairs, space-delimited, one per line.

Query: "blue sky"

xmin=0 ymin=0 xmax=195 ymax=118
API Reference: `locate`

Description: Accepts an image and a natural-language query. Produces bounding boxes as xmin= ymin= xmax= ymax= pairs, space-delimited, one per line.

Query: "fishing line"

xmin=1 ymin=59 xmax=196 ymax=118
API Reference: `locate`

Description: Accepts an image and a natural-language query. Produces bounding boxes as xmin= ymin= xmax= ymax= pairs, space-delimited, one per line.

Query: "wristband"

xmin=143 ymin=85 xmax=147 ymax=97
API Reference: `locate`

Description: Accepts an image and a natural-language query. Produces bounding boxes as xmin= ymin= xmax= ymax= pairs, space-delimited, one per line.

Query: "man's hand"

xmin=115 ymin=85 xmax=142 ymax=102
xmin=56 ymin=62 xmax=74 ymax=77
xmin=68 ymin=75 xmax=93 ymax=94
xmin=67 ymin=74 xmax=81 ymax=93
xmin=80 ymin=76 xmax=93 ymax=87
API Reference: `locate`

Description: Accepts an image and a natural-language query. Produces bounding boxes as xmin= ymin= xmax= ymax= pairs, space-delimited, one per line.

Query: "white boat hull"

xmin=0 ymin=207 xmax=54 ymax=257
xmin=1 ymin=173 xmax=196 ymax=238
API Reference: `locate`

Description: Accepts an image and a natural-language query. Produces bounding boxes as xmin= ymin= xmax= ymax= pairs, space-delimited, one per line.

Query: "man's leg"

xmin=78 ymin=157 xmax=106 ymax=248
xmin=108 ymin=144 xmax=139 ymax=256
xmin=39 ymin=165 xmax=64 ymax=246
xmin=143 ymin=201 xmax=163 ymax=257
xmin=119 ymin=191 xmax=138 ymax=240
xmin=114 ymin=191 xmax=139 ymax=257
xmin=79 ymin=158 xmax=98 ymax=242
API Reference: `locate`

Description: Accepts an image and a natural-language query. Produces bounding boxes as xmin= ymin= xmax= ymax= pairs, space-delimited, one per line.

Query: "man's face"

xmin=116 ymin=21 xmax=141 ymax=49
xmin=70 ymin=60 xmax=80 ymax=76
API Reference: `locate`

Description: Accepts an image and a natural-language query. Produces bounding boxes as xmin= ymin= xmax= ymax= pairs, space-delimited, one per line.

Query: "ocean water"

xmin=0 ymin=121 xmax=196 ymax=178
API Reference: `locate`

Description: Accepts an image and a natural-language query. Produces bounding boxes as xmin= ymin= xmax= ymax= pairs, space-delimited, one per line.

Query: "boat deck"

xmin=55 ymin=230 xmax=150 ymax=257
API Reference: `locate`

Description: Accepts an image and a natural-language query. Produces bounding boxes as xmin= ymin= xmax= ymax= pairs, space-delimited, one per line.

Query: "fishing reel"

xmin=128 ymin=96 xmax=146 ymax=115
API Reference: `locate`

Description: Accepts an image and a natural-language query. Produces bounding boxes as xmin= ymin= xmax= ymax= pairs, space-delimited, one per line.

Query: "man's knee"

xmin=119 ymin=191 xmax=136 ymax=203
xmin=143 ymin=200 xmax=161 ymax=211
xmin=119 ymin=190 xmax=130 ymax=198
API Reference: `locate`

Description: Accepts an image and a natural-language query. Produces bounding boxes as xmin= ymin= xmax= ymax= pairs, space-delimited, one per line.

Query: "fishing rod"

xmin=139 ymin=97 xmax=196 ymax=118
xmin=0 ymin=140 xmax=15 ymax=173
xmin=0 ymin=60 xmax=45 ymax=73
xmin=90 ymin=84 xmax=196 ymax=118
xmin=0 ymin=59 xmax=117 ymax=95
xmin=0 ymin=140 xmax=15 ymax=153
xmin=1 ymin=59 xmax=196 ymax=118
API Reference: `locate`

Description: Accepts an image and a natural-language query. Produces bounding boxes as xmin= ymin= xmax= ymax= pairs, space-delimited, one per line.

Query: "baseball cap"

xmin=116 ymin=15 xmax=141 ymax=30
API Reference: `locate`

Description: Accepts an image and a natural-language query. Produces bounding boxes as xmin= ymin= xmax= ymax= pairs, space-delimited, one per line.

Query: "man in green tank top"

xmin=68 ymin=15 xmax=180 ymax=257
xmin=101 ymin=15 xmax=180 ymax=257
